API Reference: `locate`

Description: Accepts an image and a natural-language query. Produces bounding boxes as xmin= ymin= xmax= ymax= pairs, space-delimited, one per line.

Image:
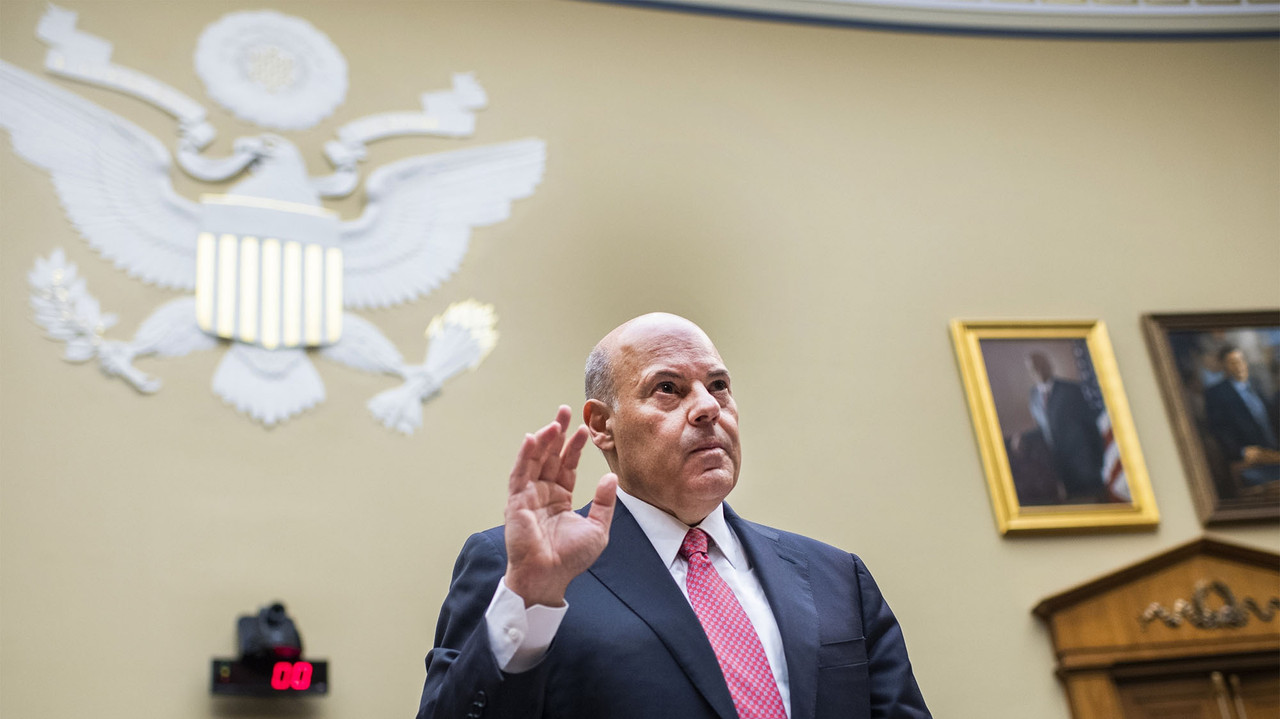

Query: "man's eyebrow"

xmin=640 ymin=367 xmax=730 ymax=384
xmin=642 ymin=369 xmax=684 ymax=383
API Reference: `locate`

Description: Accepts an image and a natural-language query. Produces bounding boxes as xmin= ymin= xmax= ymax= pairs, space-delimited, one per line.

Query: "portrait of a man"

xmin=1167 ymin=327 xmax=1280 ymax=501
xmin=978 ymin=338 xmax=1130 ymax=508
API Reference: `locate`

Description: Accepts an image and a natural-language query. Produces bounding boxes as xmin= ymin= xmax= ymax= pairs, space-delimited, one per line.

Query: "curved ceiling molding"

xmin=596 ymin=0 xmax=1279 ymax=36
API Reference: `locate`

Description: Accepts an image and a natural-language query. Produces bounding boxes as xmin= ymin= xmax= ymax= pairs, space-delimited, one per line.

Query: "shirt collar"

xmin=615 ymin=487 xmax=747 ymax=571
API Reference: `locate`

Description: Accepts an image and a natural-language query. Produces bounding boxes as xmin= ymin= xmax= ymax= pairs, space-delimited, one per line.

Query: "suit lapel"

xmin=1229 ymin=383 xmax=1268 ymax=435
xmin=728 ymin=506 xmax=820 ymax=719
xmin=586 ymin=503 xmax=738 ymax=719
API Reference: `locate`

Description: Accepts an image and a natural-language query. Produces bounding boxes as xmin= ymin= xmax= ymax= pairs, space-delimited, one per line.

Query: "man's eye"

xmin=710 ymin=380 xmax=729 ymax=392
xmin=656 ymin=382 xmax=677 ymax=394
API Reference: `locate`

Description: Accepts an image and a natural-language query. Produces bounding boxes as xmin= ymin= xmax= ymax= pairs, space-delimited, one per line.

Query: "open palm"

xmin=504 ymin=405 xmax=617 ymax=607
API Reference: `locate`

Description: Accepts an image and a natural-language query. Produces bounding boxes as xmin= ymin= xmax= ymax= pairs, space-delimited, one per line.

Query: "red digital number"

xmin=271 ymin=662 xmax=292 ymax=690
xmin=291 ymin=661 xmax=313 ymax=690
xmin=271 ymin=661 xmax=314 ymax=691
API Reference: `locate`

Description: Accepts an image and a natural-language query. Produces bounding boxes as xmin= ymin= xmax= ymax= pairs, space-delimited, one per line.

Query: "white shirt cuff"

xmin=484 ymin=576 xmax=568 ymax=673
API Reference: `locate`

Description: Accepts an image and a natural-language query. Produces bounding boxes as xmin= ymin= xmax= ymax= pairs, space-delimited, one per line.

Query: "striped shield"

xmin=195 ymin=194 xmax=343 ymax=349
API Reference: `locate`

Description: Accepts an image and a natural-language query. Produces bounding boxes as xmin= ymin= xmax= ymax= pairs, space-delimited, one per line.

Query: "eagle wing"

xmin=0 ymin=60 xmax=199 ymax=290
xmin=339 ymin=138 xmax=546 ymax=309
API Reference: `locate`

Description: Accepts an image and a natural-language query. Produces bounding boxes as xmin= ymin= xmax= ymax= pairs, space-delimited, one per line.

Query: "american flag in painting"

xmin=1096 ymin=411 xmax=1130 ymax=502
xmin=1073 ymin=341 xmax=1131 ymax=502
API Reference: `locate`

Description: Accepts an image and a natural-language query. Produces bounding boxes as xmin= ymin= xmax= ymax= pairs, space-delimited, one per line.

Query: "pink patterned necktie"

xmin=679 ymin=528 xmax=787 ymax=719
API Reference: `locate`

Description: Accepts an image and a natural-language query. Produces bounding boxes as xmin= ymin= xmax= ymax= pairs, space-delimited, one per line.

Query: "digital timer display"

xmin=210 ymin=659 xmax=329 ymax=696
xmin=271 ymin=661 xmax=314 ymax=690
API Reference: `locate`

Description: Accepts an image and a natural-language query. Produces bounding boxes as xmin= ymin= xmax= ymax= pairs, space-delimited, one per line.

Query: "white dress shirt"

xmin=484 ymin=488 xmax=792 ymax=716
xmin=1030 ymin=379 xmax=1055 ymax=446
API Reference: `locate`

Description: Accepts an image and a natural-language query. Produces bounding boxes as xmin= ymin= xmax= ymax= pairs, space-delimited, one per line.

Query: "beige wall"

xmin=1 ymin=2 xmax=1277 ymax=717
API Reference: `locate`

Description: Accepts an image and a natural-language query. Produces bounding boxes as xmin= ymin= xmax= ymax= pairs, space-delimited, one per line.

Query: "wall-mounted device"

xmin=210 ymin=601 xmax=328 ymax=696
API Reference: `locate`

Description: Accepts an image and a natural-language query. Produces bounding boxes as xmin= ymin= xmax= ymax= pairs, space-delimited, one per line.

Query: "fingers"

xmin=508 ymin=433 xmax=540 ymax=494
xmin=556 ymin=425 xmax=590 ymax=490
xmin=535 ymin=406 xmax=570 ymax=448
xmin=509 ymin=406 xmax=582 ymax=495
xmin=586 ymin=473 xmax=618 ymax=530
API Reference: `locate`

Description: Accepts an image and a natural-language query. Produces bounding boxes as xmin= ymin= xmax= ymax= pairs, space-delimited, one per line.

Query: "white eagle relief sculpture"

xmin=5 ymin=7 xmax=543 ymax=433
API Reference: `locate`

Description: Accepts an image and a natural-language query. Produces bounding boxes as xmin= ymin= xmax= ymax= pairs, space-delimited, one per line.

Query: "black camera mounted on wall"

xmin=210 ymin=601 xmax=328 ymax=697
xmin=238 ymin=602 xmax=303 ymax=662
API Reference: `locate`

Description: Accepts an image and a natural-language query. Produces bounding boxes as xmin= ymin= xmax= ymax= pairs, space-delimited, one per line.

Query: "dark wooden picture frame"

xmin=1142 ymin=310 xmax=1280 ymax=525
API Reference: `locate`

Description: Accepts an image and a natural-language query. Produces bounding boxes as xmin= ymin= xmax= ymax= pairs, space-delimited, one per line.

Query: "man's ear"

xmin=583 ymin=399 xmax=614 ymax=451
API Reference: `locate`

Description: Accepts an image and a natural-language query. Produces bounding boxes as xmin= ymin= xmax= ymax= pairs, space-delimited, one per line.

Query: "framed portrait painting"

xmin=1142 ymin=310 xmax=1280 ymax=525
xmin=951 ymin=320 xmax=1159 ymax=535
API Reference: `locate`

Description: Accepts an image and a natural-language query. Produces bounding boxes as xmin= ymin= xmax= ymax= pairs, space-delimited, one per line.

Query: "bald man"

xmin=416 ymin=314 xmax=929 ymax=719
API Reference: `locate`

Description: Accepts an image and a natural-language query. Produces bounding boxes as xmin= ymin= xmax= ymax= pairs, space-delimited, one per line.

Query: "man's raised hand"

xmin=504 ymin=405 xmax=618 ymax=607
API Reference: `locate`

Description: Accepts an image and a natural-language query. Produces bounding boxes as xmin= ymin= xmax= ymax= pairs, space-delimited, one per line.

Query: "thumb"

xmin=587 ymin=473 xmax=618 ymax=529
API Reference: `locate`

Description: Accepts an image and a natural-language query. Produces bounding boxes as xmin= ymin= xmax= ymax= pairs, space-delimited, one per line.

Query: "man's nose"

xmin=687 ymin=383 xmax=720 ymax=425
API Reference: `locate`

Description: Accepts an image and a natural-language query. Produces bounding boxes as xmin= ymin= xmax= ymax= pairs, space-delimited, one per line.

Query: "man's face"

xmin=1028 ymin=355 xmax=1053 ymax=384
xmin=1224 ymin=350 xmax=1249 ymax=383
xmin=596 ymin=318 xmax=740 ymax=525
xmin=1027 ymin=360 xmax=1041 ymax=384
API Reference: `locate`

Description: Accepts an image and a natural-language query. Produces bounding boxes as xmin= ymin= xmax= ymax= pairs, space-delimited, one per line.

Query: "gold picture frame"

xmin=1141 ymin=310 xmax=1280 ymax=526
xmin=950 ymin=320 xmax=1159 ymax=535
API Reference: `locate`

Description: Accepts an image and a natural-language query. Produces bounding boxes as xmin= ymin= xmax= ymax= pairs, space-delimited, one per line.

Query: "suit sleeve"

xmin=416 ymin=531 xmax=553 ymax=719
xmin=1205 ymin=386 xmax=1247 ymax=460
xmin=853 ymin=555 xmax=931 ymax=719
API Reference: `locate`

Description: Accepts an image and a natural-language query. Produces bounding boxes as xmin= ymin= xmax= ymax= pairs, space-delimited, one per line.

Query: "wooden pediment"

xmin=1034 ymin=537 xmax=1280 ymax=671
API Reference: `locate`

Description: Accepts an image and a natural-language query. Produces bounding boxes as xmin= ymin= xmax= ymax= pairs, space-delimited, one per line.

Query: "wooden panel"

xmin=1049 ymin=555 xmax=1280 ymax=656
xmin=1231 ymin=669 xmax=1280 ymax=719
xmin=1059 ymin=636 xmax=1279 ymax=671
xmin=1114 ymin=668 xmax=1280 ymax=719
xmin=1117 ymin=672 xmax=1231 ymax=719
xmin=1038 ymin=539 xmax=1280 ymax=719
xmin=1064 ymin=671 xmax=1125 ymax=719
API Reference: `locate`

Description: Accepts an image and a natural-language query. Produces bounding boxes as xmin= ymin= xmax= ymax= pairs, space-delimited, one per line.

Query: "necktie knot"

xmin=680 ymin=528 xmax=709 ymax=560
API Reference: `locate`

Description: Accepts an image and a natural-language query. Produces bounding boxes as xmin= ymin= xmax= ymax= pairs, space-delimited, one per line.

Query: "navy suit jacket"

xmin=416 ymin=502 xmax=929 ymax=719
xmin=1032 ymin=380 xmax=1106 ymax=500
xmin=1205 ymin=379 xmax=1280 ymax=460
